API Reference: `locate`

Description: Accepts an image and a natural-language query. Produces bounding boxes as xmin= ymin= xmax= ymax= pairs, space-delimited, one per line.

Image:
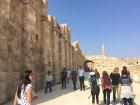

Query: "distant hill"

xmin=85 ymin=55 xmax=140 ymax=73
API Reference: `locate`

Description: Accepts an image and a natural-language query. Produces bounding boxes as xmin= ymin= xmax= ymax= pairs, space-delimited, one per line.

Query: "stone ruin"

xmin=0 ymin=0 xmax=85 ymax=104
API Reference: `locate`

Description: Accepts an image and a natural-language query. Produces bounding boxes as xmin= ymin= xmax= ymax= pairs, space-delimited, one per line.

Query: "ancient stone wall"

xmin=0 ymin=0 xmax=85 ymax=104
xmin=0 ymin=0 xmax=22 ymax=103
xmin=0 ymin=0 xmax=47 ymax=103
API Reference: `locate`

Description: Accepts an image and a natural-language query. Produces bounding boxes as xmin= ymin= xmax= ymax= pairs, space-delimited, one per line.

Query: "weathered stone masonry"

xmin=0 ymin=0 xmax=85 ymax=104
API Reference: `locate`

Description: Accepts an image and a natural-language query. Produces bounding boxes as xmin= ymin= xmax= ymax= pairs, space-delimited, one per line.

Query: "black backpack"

xmin=90 ymin=75 xmax=100 ymax=93
xmin=91 ymin=75 xmax=97 ymax=85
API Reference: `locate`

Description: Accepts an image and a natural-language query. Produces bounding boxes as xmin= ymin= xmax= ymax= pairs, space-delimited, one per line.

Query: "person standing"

xmin=66 ymin=68 xmax=71 ymax=84
xmin=110 ymin=67 xmax=120 ymax=102
xmin=95 ymin=69 xmax=100 ymax=79
xmin=61 ymin=68 xmax=67 ymax=89
xmin=78 ymin=66 xmax=85 ymax=91
xmin=13 ymin=70 xmax=34 ymax=105
xmin=123 ymin=66 xmax=130 ymax=77
xmin=45 ymin=71 xmax=53 ymax=93
xmin=89 ymin=70 xmax=100 ymax=105
xmin=71 ymin=69 xmax=78 ymax=90
xmin=101 ymin=71 xmax=112 ymax=105
xmin=119 ymin=67 xmax=133 ymax=105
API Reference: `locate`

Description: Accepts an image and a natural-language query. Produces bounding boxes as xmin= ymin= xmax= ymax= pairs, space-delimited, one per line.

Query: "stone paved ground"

xmin=4 ymin=73 xmax=140 ymax=105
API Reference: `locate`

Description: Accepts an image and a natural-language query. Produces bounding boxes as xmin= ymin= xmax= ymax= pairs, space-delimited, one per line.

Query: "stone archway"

xmin=84 ymin=60 xmax=94 ymax=72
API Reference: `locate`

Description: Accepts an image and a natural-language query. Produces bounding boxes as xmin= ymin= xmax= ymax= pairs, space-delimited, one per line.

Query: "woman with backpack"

xmin=89 ymin=70 xmax=100 ymax=105
xmin=119 ymin=67 xmax=133 ymax=105
xmin=101 ymin=71 xmax=112 ymax=105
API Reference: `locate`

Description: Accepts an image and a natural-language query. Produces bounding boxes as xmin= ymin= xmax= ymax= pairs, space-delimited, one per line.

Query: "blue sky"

xmin=48 ymin=0 xmax=140 ymax=58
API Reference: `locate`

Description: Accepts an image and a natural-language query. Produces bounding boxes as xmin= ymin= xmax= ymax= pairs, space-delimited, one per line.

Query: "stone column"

xmin=0 ymin=0 xmax=11 ymax=103
xmin=73 ymin=47 xmax=77 ymax=70
xmin=41 ymin=16 xmax=51 ymax=88
xmin=21 ymin=0 xmax=43 ymax=89
xmin=49 ymin=16 xmax=61 ymax=83
xmin=48 ymin=16 xmax=56 ymax=82
xmin=71 ymin=46 xmax=74 ymax=70
xmin=0 ymin=0 xmax=23 ymax=104
xmin=52 ymin=29 xmax=60 ymax=83
xmin=21 ymin=0 xmax=36 ymax=69
xmin=65 ymin=40 xmax=69 ymax=68
xmin=59 ymin=34 xmax=66 ymax=71
xmin=69 ymin=45 xmax=73 ymax=70
xmin=72 ymin=41 xmax=84 ymax=70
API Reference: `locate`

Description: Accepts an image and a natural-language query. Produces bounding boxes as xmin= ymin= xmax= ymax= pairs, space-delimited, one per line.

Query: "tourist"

xmin=101 ymin=71 xmax=112 ymax=105
xmin=89 ymin=70 xmax=100 ymax=105
xmin=13 ymin=70 xmax=34 ymax=105
xmin=66 ymin=68 xmax=71 ymax=84
xmin=122 ymin=66 xmax=130 ymax=77
xmin=45 ymin=71 xmax=53 ymax=93
xmin=61 ymin=68 xmax=67 ymax=89
xmin=71 ymin=69 xmax=78 ymax=90
xmin=95 ymin=69 xmax=100 ymax=79
xmin=119 ymin=67 xmax=133 ymax=105
xmin=78 ymin=66 xmax=85 ymax=91
xmin=110 ymin=67 xmax=120 ymax=102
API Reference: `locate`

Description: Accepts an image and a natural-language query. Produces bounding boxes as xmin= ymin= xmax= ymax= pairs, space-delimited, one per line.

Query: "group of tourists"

xmin=60 ymin=66 xmax=86 ymax=91
xmin=13 ymin=66 xmax=134 ymax=105
xmin=13 ymin=66 xmax=85 ymax=105
xmin=89 ymin=66 xmax=134 ymax=105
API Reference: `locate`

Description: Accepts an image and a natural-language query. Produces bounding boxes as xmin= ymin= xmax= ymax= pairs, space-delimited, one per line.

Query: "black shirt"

xmin=71 ymin=70 xmax=77 ymax=80
xmin=110 ymin=73 xmax=120 ymax=85
xmin=61 ymin=70 xmax=67 ymax=79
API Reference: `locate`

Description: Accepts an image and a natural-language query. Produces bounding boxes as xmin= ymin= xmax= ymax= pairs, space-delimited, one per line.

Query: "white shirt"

xmin=46 ymin=75 xmax=53 ymax=82
xmin=18 ymin=84 xmax=32 ymax=105
xmin=120 ymin=86 xmax=133 ymax=98
xmin=78 ymin=69 xmax=85 ymax=77
xmin=67 ymin=70 xmax=71 ymax=78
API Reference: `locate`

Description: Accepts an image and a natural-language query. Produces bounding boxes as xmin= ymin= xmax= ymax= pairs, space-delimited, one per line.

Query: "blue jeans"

xmin=45 ymin=81 xmax=52 ymax=93
xmin=79 ymin=76 xmax=85 ymax=90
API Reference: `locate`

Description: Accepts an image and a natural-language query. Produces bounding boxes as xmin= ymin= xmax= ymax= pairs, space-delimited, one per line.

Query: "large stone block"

xmin=0 ymin=81 xmax=7 ymax=98
xmin=10 ymin=0 xmax=22 ymax=28
xmin=0 ymin=72 xmax=7 ymax=81
xmin=0 ymin=0 xmax=10 ymax=19
xmin=0 ymin=93 xmax=7 ymax=104
xmin=22 ymin=5 xmax=36 ymax=32
xmin=6 ymin=79 xmax=18 ymax=98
